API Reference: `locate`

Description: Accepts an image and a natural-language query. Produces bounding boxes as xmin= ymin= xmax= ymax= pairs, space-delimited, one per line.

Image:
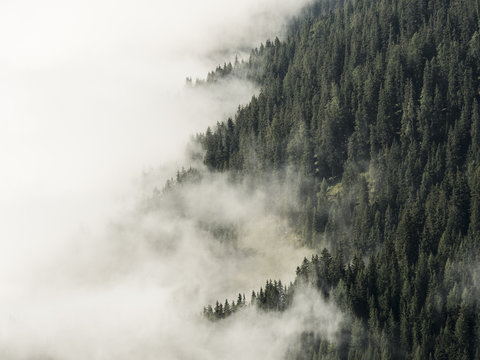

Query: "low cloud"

xmin=0 ymin=169 xmax=344 ymax=360
xmin=0 ymin=0 xmax=341 ymax=358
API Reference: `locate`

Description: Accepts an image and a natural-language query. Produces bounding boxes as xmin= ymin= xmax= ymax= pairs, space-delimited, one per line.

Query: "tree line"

xmin=193 ymin=0 xmax=480 ymax=358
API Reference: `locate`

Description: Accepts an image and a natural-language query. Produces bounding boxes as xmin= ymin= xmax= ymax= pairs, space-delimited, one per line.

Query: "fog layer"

xmin=1 ymin=170 xmax=342 ymax=359
xmin=0 ymin=1 xmax=344 ymax=359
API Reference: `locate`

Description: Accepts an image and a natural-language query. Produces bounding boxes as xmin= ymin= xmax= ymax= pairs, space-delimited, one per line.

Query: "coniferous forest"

xmin=176 ymin=0 xmax=480 ymax=358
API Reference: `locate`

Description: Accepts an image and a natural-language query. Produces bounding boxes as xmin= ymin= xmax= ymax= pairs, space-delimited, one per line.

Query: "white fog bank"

xmin=0 ymin=0 xmax=313 ymax=282
xmin=0 ymin=0 xmax=346 ymax=359
xmin=0 ymin=171 xmax=344 ymax=360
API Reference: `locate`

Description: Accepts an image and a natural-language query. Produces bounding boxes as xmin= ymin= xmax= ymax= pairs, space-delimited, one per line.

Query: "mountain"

xmin=185 ymin=0 xmax=480 ymax=358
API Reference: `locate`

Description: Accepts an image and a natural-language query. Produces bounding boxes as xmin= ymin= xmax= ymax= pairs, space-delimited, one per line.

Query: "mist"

xmin=1 ymin=170 xmax=343 ymax=359
xmin=0 ymin=0 xmax=346 ymax=359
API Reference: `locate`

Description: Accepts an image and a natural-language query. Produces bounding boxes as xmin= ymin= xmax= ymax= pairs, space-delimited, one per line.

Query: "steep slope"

xmin=196 ymin=0 xmax=480 ymax=359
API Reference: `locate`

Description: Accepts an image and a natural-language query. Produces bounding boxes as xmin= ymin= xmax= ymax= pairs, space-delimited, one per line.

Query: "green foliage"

xmin=198 ymin=0 xmax=480 ymax=358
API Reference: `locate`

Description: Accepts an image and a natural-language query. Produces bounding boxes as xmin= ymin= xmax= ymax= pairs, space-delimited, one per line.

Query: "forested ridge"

xmin=191 ymin=0 xmax=480 ymax=358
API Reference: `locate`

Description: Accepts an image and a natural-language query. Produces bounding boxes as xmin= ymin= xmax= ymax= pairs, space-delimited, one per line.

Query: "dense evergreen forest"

xmin=182 ymin=0 xmax=480 ymax=358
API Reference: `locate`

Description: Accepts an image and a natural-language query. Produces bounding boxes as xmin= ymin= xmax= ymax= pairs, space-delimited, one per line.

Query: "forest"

xmin=163 ymin=0 xmax=480 ymax=358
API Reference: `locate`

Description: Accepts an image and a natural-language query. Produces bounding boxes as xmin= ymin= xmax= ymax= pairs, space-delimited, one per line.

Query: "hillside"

xmin=195 ymin=0 xmax=480 ymax=359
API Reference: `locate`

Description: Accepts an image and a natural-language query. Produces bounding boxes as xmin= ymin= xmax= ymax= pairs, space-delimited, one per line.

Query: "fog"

xmin=1 ymin=170 xmax=345 ymax=359
xmin=0 ymin=0 xmax=344 ymax=359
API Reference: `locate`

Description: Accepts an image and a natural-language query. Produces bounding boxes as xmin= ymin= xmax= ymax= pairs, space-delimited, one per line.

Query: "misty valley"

xmin=2 ymin=0 xmax=480 ymax=359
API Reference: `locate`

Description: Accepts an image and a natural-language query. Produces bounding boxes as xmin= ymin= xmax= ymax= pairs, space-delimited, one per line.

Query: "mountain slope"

xmin=197 ymin=0 xmax=480 ymax=359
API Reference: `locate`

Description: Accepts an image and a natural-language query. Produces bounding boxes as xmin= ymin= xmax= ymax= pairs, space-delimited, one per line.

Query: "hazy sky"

xmin=0 ymin=1 xmax=333 ymax=359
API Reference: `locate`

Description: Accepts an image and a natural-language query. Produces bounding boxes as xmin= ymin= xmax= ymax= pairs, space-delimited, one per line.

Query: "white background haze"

xmin=0 ymin=0 xmax=344 ymax=359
